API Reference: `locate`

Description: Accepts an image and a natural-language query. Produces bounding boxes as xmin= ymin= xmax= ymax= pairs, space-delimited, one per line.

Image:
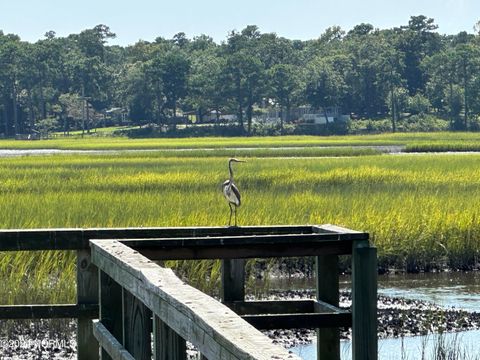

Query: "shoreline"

xmin=259 ymin=289 xmax=480 ymax=349
xmin=1 ymin=290 xmax=479 ymax=358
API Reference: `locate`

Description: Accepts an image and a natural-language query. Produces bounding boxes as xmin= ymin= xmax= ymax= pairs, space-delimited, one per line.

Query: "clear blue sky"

xmin=1 ymin=0 xmax=479 ymax=45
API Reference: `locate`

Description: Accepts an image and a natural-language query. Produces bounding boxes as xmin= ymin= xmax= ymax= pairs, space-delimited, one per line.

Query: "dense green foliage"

xmin=0 ymin=151 xmax=479 ymax=303
xmin=1 ymin=16 xmax=480 ymax=137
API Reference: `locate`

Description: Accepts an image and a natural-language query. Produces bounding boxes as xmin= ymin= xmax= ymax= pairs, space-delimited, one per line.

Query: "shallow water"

xmin=265 ymin=271 xmax=480 ymax=311
xmin=377 ymin=272 xmax=480 ymax=312
xmin=292 ymin=330 xmax=480 ymax=360
xmin=283 ymin=272 xmax=480 ymax=359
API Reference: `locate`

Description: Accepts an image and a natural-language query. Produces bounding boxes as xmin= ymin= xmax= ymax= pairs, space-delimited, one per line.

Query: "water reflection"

xmin=377 ymin=272 xmax=480 ymax=312
xmin=263 ymin=272 xmax=480 ymax=312
xmin=280 ymin=272 xmax=480 ymax=359
xmin=291 ymin=330 xmax=480 ymax=360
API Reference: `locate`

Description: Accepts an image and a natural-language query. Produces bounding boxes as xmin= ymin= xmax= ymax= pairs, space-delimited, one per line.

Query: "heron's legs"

xmin=228 ymin=203 xmax=233 ymax=226
xmin=234 ymin=206 xmax=237 ymax=226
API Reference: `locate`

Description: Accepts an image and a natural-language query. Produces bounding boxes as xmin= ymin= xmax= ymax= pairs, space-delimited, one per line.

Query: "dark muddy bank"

xmin=1 ymin=289 xmax=478 ymax=358
xmin=259 ymin=289 xmax=480 ymax=349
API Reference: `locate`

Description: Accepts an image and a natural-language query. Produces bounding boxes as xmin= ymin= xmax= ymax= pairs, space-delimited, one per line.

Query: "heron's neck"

xmin=228 ymin=161 xmax=234 ymax=183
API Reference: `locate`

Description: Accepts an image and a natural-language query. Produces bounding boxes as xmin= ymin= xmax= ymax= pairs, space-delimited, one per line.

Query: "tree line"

xmin=1 ymin=16 xmax=480 ymax=137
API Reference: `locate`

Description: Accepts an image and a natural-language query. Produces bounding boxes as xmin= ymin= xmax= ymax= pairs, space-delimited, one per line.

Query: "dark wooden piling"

xmin=99 ymin=270 xmax=123 ymax=360
xmin=352 ymin=242 xmax=378 ymax=360
xmin=316 ymin=254 xmax=340 ymax=360
xmin=76 ymin=249 xmax=99 ymax=360
xmin=123 ymin=289 xmax=152 ymax=360
xmin=153 ymin=316 xmax=187 ymax=360
xmin=221 ymin=258 xmax=245 ymax=302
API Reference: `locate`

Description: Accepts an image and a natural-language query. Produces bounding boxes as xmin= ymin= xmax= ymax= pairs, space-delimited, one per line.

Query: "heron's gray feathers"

xmin=222 ymin=180 xmax=241 ymax=207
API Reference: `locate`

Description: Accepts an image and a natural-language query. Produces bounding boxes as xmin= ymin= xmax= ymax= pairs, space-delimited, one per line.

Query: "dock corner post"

xmin=99 ymin=269 xmax=123 ymax=360
xmin=316 ymin=254 xmax=340 ymax=360
xmin=215 ymin=258 xmax=245 ymax=360
xmin=77 ymin=249 xmax=99 ymax=360
xmin=220 ymin=259 xmax=245 ymax=303
xmin=352 ymin=241 xmax=377 ymax=360
xmin=153 ymin=316 xmax=187 ymax=360
xmin=122 ymin=288 xmax=152 ymax=360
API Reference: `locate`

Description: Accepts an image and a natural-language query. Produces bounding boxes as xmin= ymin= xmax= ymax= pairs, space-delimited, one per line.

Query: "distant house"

xmin=297 ymin=106 xmax=349 ymax=125
xmin=185 ymin=110 xmax=238 ymax=124
xmin=105 ymin=107 xmax=127 ymax=124
xmin=255 ymin=106 xmax=349 ymax=124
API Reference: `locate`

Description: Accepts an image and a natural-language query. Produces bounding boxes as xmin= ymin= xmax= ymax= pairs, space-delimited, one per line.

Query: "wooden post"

xmin=123 ymin=288 xmax=152 ymax=360
xmin=352 ymin=242 xmax=377 ymax=360
xmin=77 ymin=250 xmax=99 ymax=360
xmin=316 ymin=255 xmax=340 ymax=360
xmin=99 ymin=270 xmax=123 ymax=360
xmin=153 ymin=315 xmax=186 ymax=360
xmin=221 ymin=259 xmax=245 ymax=302
xmin=216 ymin=258 xmax=245 ymax=360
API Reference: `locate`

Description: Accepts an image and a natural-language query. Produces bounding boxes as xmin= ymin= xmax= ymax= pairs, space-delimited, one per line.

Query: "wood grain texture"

xmin=123 ymin=289 xmax=152 ymax=360
xmin=77 ymin=249 xmax=100 ymax=360
xmin=100 ymin=270 xmax=124 ymax=360
xmin=91 ymin=239 xmax=300 ymax=360
xmin=92 ymin=320 xmax=134 ymax=360
xmin=153 ymin=315 xmax=187 ymax=360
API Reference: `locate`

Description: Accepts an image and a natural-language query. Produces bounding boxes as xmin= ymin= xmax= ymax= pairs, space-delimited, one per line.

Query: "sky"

xmin=1 ymin=0 xmax=479 ymax=46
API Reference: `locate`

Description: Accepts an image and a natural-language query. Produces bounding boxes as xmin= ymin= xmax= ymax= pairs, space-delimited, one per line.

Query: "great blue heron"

xmin=222 ymin=158 xmax=245 ymax=226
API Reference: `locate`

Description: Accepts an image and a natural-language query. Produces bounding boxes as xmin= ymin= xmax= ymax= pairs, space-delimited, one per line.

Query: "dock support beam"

xmin=153 ymin=315 xmax=187 ymax=360
xmin=99 ymin=270 xmax=123 ymax=360
xmin=221 ymin=259 xmax=245 ymax=302
xmin=123 ymin=289 xmax=152 ymax=360
xmin=77 ymin=250 xmax=99 ymax=360
xmin=352 ymin=242 xmax=377 ymax=360
xmin=316 ymin=255 xmax=340 ymax=360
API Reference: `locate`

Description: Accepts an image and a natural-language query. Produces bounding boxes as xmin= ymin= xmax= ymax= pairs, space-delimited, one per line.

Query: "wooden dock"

xmin=0 ymin=224 xmax=377 ymax=360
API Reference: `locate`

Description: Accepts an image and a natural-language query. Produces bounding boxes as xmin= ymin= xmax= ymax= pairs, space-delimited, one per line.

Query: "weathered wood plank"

xmin=313 ymin=224 xmax=367 ymax=236
xmin=316 ymin=255 xmax=340 ymax=360
xmin=122 ymin=232 xmax=365 ymax=247
xmin=241 ymin=312 xmax=351 ymax=330
xmin=122 ymin=232 xmax=361 ymax=260
xmin=135 ymin=241 xmax=354 ymax=260
xmin=225 ymin=300 xmax=314 ymax=315
xmin=123 ymin=289 xmax=152 ymax=360
xmin=100 ymin=270 xmax=124 ymax=360
xmin=0 ymin=304 xmax=97 ymax=319
xmin=352 ymin=243 xmax=377 ymax=360
xmin=217 ymin=258 xmax=245 ymax=360
xmin=92 ymin=320 xmax=135 ymax=360
xmin=153 ymin=315 xmax=187 ymax=360
xmin=0 ymin=225 xmax=316 ymax=251
xmin=77 ymin=249 xmax=100 ymax=360
xmin=225 ymin=299 xmax=348 ymax=317
xmin=91 ymin=240 xmax=301 ymax=360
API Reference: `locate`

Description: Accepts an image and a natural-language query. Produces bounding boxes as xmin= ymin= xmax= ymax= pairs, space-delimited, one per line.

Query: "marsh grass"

xmin=1 ymin=131 xmax=480 ymax=151
xmin=405 ymin=142 xmax=480 ymax=153
xmin=398 ymin=332 xmax=480 ymax=360
xmin=0 ymin=153 xmax=479 ymax=303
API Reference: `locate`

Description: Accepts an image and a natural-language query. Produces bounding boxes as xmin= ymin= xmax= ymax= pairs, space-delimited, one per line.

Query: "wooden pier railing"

xmin=0 ymin=224 xmax=377 ymax=360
